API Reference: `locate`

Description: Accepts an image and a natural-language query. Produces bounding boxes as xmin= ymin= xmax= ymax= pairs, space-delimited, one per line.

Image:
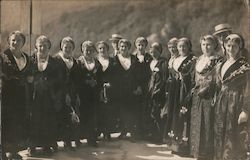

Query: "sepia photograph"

xmin=0 ymin=0 xmax=250 ymax=159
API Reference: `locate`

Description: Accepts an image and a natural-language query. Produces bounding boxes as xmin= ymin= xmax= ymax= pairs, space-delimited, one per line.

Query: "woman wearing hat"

xmin=133 ymin=37 xmax=152 ymax=139
xmin=77 ymin=40 xmax=101 ymax=147
xmin=53 ymin=37 xmax=81 ymax=149
xmin=114 ymin=39 xmax=139 ymax=141
xmin=1 ymin=31 xmax=32 ymax=159
xmin=190 ymin=35 xmax=221 ymax=159
xmin=168 ymin=38 xmax=196 ymax=155
xmin=29 ymin=35 xmax=61 ymax=155
xmin=214 ymin=34 xmax=250 ymax=160
xmin=147 ymin=42 xmax=168 ymax=143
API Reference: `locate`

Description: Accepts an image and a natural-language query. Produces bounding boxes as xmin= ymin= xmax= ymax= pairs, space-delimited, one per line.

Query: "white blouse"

xmin=196 ymin=55 xmax=212 ymax=73
xmin=59 ymin=52 xmax=73 ymax=69
xmin=37 ymin=55 xmax=49 ymax=72
xmin=118 ymin=54 xmax=131 ymax=70
xmin=150 ymin=59 xmax=158 ymax=71
xmin=173 ymin=55 xmax=188 ymax=72
xmin=98 ymin=56 xmax=109 ymax=71
xmin=137 ymin=54 xmax=145 ymax=63
xmin=13 ymin=53 xmax=27 ymax=71
xmin=168 ymin=56 xmax=177 ymax=69
xmin=221 ymin=58 xmax=236 ymax=79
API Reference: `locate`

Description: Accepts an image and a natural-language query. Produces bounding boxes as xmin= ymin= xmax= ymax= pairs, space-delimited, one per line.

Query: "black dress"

xmin=113 ymin=54 xmax=139 ymax=137
xmin=1 ymin=48 xmax=32 ymax=153
xmin=97 ymin=57 xmax=118 ymax=137
xmin=54 ymin=54 xmax=80 ymax=145
xmin=147 ymin=57 xmax=168 ymax=142
xmin=29 ymin=55 xmax=61 ymax=148
xmin=77 ymin=58 xmax=102 ymax=145
xmin=134 ymin=52 xmax=152 ymax=137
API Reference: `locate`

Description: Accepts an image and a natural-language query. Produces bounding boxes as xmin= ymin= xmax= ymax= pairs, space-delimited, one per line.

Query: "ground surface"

xmin=19 ymin=133 xmax=196 ymax=160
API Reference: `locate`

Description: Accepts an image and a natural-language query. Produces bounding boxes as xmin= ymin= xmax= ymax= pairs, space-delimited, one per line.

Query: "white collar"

xmin=98 ymin=56 xmax=109 ymax=71
xmin=59 ymin=52 xmax=74 ymax=69
xmin=13 ymin=52 xmax=27 ymax=71
xmin=118 ymin=54 xmax=131 ymax=70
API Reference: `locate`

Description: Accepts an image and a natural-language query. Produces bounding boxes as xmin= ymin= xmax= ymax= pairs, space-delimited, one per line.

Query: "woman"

xmin=1 ymin=31 xmax=32 ymax=159
xmin=29 ymin=35 xmax=61 ymax=155
xmin=114 ymin=39 xmax=138 ymax=141
xmin=77 ymin=41 xmax=101 ymax=147
xmin=214 ymin=34 xmax=250 ymax=160
xmin=147 ymin=42 xmax=168 ymax=143
xmin=190 ymin=35 xmax=221 ymax=159
xmin=96 ymin=41 xmax=117 ymax=141
xmin=169 ymin=37 xmax=196 ymax=155
xmin=133 ymin=37 xmax=152 ymax=139
xmin=54 ymin=37 xmax=81 ymax=149
xmin=163 ymin=37 xmax=179 ymax=143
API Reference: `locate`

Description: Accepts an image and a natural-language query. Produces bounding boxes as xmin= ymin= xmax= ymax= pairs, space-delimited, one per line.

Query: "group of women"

xmin=1 ymin=30 xmax=249 ymax=160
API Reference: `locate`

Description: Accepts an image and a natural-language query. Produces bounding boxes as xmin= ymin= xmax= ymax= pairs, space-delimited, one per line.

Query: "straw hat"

xmin=109 ymin=34 xmax=123 ymax=41
xmin=213 ymin=23 xmax=232 ymax=35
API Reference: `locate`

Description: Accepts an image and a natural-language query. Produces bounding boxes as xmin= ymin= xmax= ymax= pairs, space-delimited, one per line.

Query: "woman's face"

xmin=82 ymin=46 xmax=95 ymax=59
xmin=150 ymin=47 xmax=161 ymax=59
xmin=119 ymin=42 xmax=129 ymax=57
xmin=225 ymin=40 xmax=240 ymax=60
xmin=62 ymin=42 xmax=74 ymax=58
xmin=201 ymin=39 xmax=215 ymax=56
xmin=177 ymin=41 xmax=189 ymax=56
xmin=168 ymin=44 xmax=178 ymax=56
xmin=98 ymin=43 xmax=108 ymax=57
xmin=136 ymin=42 xmax=146 ymax=53
xmin=9 ymin=34 xmax=24 ymax=51
xmin=36 ymin=40 xmax=50 ymax=58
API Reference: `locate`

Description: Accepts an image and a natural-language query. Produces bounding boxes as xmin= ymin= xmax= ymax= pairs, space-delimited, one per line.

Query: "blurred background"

xmin=1 ymin=0 xmax=249 ymax=58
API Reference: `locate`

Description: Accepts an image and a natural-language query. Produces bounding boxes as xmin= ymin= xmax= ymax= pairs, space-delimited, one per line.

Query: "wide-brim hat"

xmin=109 ymin=34 xmax=123 ymax=41
xmin=213 ymin=23 xmax=232 ymax=35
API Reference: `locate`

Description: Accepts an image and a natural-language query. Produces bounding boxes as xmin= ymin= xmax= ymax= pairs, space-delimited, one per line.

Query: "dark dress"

xmin=29 ymin=55 xmax=61 ymax=148
xmin=1 ymin=49 xmax=32 ymax=153
xmin=133 ymin=53 xmax=152 ymax=138
xmin=190 ymin=55 xmax=221 ymax=159
xmin=97 ymin=57 xmax=118 ymax=137
xmin=114 ymin=55 xmax=139 ymax=137
xmin=77 ymin=58 xmax=102 ymax=145
xmin=147 ymin=57 xmax=168 ymax=142
xmin=54 ymin=54 xmax=80 ymax=144
xmin=214 ymin=57 xmax=250 ymax=160
xmin=169 ymin=54 xmax=196 ymax=154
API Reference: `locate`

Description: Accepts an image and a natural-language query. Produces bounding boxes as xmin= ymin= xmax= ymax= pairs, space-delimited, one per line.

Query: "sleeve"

xmin=243 ymin=72 xmax=250 ymax=113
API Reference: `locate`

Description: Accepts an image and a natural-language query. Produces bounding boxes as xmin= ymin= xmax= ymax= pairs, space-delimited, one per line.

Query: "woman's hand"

xmin=238 ymin=111 xmax=248 ymax=124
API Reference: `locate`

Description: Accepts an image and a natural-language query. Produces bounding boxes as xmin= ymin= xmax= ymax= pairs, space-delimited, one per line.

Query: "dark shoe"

xmin=104 ymin=134 xmax=111 ymax=141
xmin=75 ymin=140 xmax=82 ymax=148
xmin=118 ymin=132 xmax=127 ymax=139
xmin=87 ymin=140 xmax=98 ymax=147
xmin=43 ymin=147 xmax=53 ymax=156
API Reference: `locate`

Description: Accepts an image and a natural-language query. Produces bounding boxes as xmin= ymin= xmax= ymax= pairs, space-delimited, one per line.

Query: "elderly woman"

xmin=29 ymin=35 xmax=61 ymax=155
xmin=214 ymin=34 xmax=250 ymax=160
xmin=77 ymin=41 xmax=101 ymax=147
xmin=1 ymin=31 xmax=32 ymax=159
xmin=190 ymin=35 xmax=221 ymax=159
xmin=133 ymin=37 xmax=152 ymax=139
xmin=163 ymin=37 xmax=179 ymax=143
xmin=169 ymin=38 xmax=196 ymax=155
xmin=96 ymin=41 xmax=118 ymax=141
xmin=54 ymin=37 xmax=80 ymax=149
xmin=114 ymin=38 xmax=139 ymax=141
xmin=147 ymin=42 xmax=168 ymax=143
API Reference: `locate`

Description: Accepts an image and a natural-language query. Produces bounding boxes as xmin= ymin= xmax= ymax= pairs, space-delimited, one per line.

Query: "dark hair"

xmin=134 ymin=37 xmax=148 ymax=48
